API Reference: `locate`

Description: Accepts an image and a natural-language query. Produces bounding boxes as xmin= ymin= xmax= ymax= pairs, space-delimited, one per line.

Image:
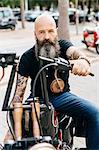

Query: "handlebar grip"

xmin=89 ymin=72 xmax=94 ymax=76
xmin=71 ymin=64 xmax=94 ymax=77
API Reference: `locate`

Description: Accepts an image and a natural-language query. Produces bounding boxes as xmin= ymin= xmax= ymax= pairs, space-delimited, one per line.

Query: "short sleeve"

xmin=59 ymin=40 xmax=73 ymax=58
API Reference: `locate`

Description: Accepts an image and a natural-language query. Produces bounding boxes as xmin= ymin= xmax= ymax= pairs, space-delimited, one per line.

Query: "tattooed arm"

xmin=66 ymin=46 xmax=91 ymax=76
xmin=66 ymin=46 xmax=90 ymax=62
xmin=13 ymin=73 xmax=28 ymax=103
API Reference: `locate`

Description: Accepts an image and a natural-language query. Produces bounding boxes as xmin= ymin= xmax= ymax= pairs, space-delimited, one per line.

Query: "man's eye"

xmin=39 ymin=31 xmax=44 ymax=34
xmin=49 ymin=30 xmax=54 ymax=33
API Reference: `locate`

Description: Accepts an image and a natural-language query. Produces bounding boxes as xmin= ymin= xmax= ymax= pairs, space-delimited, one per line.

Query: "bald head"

xmin=34 ymin=13 xmax=56 ymax=30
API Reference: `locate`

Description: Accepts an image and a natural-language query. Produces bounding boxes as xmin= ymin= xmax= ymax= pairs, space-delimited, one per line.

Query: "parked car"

xmin=51 ymin=8 xmax=89 ymax=25
xmin=95 ymin=12 xmax=99 ymax=21
xmin=0 ymin=7 xmax=17 ymax=30
xmin=12 ymin=8 xmax=21 ymax=21
xmin=51 ymin=8 xmax=78 ymax=24
xmin=25 ymin=10 xmax=41 ymax=22
xmin=68 ymin=8 xmax=89 ymax=23
xmin=51 ymin=11 xmax=59 ymax=25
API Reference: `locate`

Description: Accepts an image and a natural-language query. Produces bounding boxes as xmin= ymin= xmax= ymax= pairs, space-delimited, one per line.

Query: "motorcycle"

xmin=82 ymin=21 xmax=99 ymax=54
xmin=0 ymin=53 xmax=93 ymax=150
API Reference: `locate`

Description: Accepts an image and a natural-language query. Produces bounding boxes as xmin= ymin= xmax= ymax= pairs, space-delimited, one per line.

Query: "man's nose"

xmin=45 ymin=32 xmax=50 ymax=40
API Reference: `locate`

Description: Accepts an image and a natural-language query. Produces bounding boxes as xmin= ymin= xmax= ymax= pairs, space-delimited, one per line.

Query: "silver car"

xmin=0 ymin=7 xmax=17 ymax=30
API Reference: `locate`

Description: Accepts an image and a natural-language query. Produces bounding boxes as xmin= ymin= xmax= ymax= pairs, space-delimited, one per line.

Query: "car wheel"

xmin=96 ymin=44 xmax=99 ymax=54
xmin=10 ymin=25 xmax=15 ymax=30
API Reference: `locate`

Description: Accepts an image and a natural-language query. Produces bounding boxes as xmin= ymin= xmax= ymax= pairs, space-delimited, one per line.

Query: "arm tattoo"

xmin=66 ymin=46 xmax=91 ymax=65
xmin=14 ymin=74 xmax=28 ymax=102
xmin=66 ymin=46 xmax=86 ymax=60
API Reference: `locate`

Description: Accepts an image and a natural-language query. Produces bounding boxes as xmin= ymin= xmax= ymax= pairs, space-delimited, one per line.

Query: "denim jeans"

xmin=50 ymin=92 xmax=99 ymax=150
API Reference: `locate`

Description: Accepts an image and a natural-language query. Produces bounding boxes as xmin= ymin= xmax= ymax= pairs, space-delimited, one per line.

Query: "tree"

xmin=20 ymin=0 xmax=25 ymax=28
xmin=0 ymin=0 xmax=57 ymax=9
xmin=75 ymin=0 xmax=79 ymax=34
xmin=0 ymin=0 xmax=20 ymax=8
xmin=57 ymin=0 xmax=70 ymax=40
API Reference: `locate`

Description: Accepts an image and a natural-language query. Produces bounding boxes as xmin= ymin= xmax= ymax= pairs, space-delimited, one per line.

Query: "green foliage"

xmin=0 ymin=0 xmax=20 ymax=8
xmin=29 ymin=0 xmax=58 ymax=9
xmin=71 ymin=0 xmax=75 ymax=4
xmin=0 ymin=0 xmax=58 ymax=9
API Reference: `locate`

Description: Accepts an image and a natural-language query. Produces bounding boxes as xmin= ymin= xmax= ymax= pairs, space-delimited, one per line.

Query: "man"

xmin=5 ymin=14 xmax=99 ymax=149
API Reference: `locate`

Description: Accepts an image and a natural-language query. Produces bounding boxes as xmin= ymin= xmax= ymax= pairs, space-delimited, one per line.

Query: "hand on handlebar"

xmin=39 ymin=56 xmax=94 ymax=76
xmin=70 ymin=59 xmax=91 ymax=76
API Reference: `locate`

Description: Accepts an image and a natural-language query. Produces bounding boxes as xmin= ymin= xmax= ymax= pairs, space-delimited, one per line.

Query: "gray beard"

xmin=39 ymin=43 xmax=58 ymax=59
xmin=35 ymin=39 xmax=60 ymax=59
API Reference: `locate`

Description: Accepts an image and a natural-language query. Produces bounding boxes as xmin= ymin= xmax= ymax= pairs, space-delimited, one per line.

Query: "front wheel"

xmin=29 ymin=142 xmax=56 ymax=150
xmin=96 ymin=44 xmax=99 ymax=54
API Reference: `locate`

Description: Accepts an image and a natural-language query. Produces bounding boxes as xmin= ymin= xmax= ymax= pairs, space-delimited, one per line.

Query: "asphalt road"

xmin=0 ymin=21 xmax=99 ymax=148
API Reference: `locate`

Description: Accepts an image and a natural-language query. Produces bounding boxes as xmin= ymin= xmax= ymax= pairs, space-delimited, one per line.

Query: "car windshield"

xmin=0 ymin=11 xmax=4 ymax=19
xmin=0 ymin=9 xmax=13 ymax=19
xmin=3 ymin=10 xmax=12 ymax=17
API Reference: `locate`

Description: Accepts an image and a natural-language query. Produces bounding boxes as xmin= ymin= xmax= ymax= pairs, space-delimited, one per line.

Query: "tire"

xmin=10 ymin=25 xmax=15 ymax=30
xmin=29 ymin=143 xmax=56 ymax=150
xmin=96 ymin=44 xmax=99 ymax=54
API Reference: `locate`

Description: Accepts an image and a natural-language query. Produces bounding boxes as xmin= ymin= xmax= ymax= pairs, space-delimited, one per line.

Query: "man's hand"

xmin=71 ymin=59 xmax=91 ymax=76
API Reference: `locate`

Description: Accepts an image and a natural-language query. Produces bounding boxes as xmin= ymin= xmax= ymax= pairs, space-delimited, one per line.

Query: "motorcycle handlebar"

xmin=39 ymin=56 xmax=94 ymax=77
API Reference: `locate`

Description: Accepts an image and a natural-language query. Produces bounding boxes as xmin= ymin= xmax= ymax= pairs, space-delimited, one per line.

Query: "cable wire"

xmin=0 ymin=67 xmax=4 ymax=81
xmin=0 ymin=143 xmax=4 ymax=150
xmin=32 ymin=62 xmax=58 ymax=136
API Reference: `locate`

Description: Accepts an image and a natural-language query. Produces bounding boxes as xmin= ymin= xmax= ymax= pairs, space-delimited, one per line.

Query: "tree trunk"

xmin=58 ymin=0 xmax=70 ymax=40
xmin=20 ymin=0 xmax=25 ymax=29
xmin=75 ymin=0 xmax=79 ymax=34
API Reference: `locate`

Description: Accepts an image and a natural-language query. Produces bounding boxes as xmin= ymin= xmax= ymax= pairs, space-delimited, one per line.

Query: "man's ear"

xmin=56 ymin=27 xmax=58 ymax=32
xmin=34 ymin=31 xmax=36 ymax=37
xmin=34 ymin=31 xmax=37 ymax=40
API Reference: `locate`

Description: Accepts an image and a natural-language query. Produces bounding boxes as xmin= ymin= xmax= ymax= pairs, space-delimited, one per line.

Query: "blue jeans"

xmin=50 ymin=92 xmax=99 ymax=150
